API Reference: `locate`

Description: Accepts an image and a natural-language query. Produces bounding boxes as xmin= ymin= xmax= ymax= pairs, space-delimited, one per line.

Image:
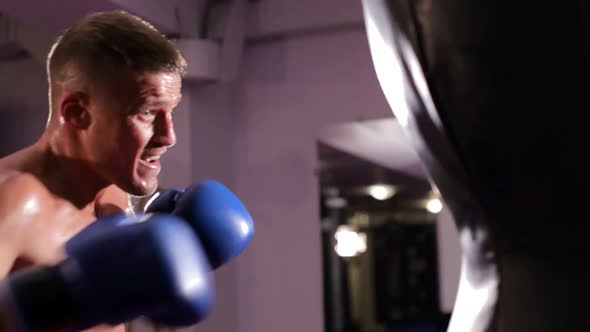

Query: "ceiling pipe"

xmin=176 ymin=0 xmax=247 ymax=84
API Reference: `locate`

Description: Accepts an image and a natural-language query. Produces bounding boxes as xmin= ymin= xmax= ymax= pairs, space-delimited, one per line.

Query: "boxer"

xmin=0 ymin=10 xmax=185 ymax=331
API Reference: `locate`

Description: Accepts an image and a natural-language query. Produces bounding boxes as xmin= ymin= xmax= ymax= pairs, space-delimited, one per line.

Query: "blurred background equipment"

xmin=318 ymin=118 xmax=454 ymax=332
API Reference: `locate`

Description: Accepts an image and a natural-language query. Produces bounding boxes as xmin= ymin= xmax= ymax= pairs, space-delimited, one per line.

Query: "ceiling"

xmin=318 ymin=117 xmax=426 ymax=178
xmin=318 ymin=117 xmax=433 ymax=213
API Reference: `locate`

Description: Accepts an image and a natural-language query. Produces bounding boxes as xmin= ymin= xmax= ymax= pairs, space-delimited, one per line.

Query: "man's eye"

xmin=139 ymin=110 xmax=157 ymax=119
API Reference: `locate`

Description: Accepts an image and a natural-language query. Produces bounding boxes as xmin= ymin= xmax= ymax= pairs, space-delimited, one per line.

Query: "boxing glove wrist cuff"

xmin=0 ymin=277 xmax=27 ymax=332
xmin=9 ymin=265 xmax=81 ymax=332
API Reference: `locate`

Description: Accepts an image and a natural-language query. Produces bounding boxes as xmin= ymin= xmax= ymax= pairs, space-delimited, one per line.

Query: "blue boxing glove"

xmin=65 ymin=213 xmax=137 ymax=253
xmin=7 ymin=214 xmax=214 ymax=331
xmin=145 ymin=180 xmax=254 ymax=269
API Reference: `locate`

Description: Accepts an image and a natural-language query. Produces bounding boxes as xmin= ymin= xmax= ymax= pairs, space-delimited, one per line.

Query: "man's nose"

xmin=154 ymin=112 xmax=176 ymax=148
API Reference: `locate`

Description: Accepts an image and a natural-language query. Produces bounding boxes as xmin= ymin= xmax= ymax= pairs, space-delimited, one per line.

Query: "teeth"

xmin=143 ymin=156 xmax=159 ymax=162
xmin=141 ymin=151 xmax=164 ymax=162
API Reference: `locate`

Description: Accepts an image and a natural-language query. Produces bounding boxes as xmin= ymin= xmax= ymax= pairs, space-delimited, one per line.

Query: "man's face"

xmin=86 ymin=70 xmax=182 ymax=196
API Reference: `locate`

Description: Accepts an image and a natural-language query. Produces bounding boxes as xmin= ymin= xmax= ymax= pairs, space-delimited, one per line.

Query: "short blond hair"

xmin=47 ymin=11 xmax=186 ymax=117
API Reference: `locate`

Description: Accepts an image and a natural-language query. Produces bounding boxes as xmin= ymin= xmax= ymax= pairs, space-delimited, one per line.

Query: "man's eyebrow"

xmin=140 ymin=96 xmax=182 ymax=108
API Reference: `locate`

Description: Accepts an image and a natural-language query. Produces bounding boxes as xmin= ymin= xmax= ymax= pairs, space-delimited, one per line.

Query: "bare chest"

xmin=13 ymin=210 xmax=128 ymax=332
xmin=12 ymin=205 xmax=96 ymax=271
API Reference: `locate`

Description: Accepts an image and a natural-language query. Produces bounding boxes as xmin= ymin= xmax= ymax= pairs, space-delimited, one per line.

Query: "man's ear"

xmin=60 ymin=92 xmax=91 ymax=129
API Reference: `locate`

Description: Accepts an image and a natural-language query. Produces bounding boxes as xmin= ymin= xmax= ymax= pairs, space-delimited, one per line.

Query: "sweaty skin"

xmin=0 ymin=71 xmax=181 ymax=332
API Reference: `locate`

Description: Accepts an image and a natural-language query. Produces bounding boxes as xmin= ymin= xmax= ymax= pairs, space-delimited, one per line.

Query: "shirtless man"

xmin=0 ymin=11 xmax=184 ymax=331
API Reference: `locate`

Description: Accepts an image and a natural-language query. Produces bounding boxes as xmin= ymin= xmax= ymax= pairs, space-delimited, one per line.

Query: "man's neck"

xmin=34 ymin=134 xmax=110 ymax=212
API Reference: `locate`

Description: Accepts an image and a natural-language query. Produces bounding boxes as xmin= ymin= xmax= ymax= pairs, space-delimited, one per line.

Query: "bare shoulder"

xmin=0 ymin=169 xmax=22 ymax=186
xmin=0 ymin=171 xmax=50 ymax=225
xmin=0 ymin=145 xmax=37 ymax=172
xmin=0 ymin=171 xmax=50 ymax=276
xmin=0 ymin=145 xmax=47 ymax=193
xmin=0 ymin=170 xmax=49 ymax=202
xmin=0 ymin=146 xmax=58 ymax=218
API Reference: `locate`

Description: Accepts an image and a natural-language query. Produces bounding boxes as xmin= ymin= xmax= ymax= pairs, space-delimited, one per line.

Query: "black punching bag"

xmin=361 ymin=1 xmax=590 ymax=331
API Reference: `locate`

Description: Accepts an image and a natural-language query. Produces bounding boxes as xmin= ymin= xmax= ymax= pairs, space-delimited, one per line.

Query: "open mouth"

xmin=140 ymin=154 xmax=161 ymax=164
xmin=139 ymin=151 xmax=164 ymax=169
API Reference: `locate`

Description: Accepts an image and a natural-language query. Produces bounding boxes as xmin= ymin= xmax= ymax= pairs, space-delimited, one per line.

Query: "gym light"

xmin=334 ymin=225 xmax=367 ymax=257
xmin=367 ymin=184 xmax=396 ymax=200
xmin=426 ymin=198 xmax=443 ymax=213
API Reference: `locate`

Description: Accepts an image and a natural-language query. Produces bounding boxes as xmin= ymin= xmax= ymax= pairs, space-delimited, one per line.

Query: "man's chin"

xmin=126 ymin=178 xmax=159 ymax=197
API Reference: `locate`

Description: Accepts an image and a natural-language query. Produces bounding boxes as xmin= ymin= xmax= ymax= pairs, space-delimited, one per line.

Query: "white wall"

xmin=231 ymin=27 xmax=391 ymax=332
xmin=180 ymin=82 xmax=240 ymax=332
xmin=0 ymin=59 xmax=47 ymax=156
xmin=0 ymin=59 xmax=47 ymax=112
